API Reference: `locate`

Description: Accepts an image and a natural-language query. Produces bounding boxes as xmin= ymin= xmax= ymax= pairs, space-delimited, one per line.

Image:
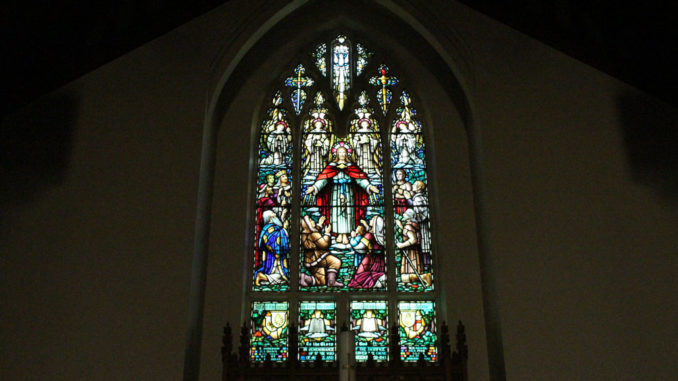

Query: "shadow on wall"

xmin=618 ymin=93 xmax=678 ymax=201
xmin=0 ymin=92 xmax=79 ymax=213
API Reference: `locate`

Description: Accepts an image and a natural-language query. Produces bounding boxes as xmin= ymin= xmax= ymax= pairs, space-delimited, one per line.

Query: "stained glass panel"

xmin=355 ymin=43 xmax=373 ymax=76
xmin=350 ymin=301 xmax=389 ymax=362
xmin=250 ymin=301 xmax=289 ymax=362
xmin=391 ymin=91 xmax=433 ymax=291
xmin=300 ymin=93 xmax=385 ymax=292
xmin=369 ymin=65 xmax=399 ymax=115
xmin=253 ymin=92 xmax=293 ymax=292
xmin=298 ymin=301 xmax=336 ymax=362
xmin=313 ymin=43 xmax=327 ymax=77
xmin=285 ymin=64 xmax=314 ymax=115
xmin=331 ymin=35 xmax=351 ymax=110
xmin=398 ymin=301 xmax=437 ymax=362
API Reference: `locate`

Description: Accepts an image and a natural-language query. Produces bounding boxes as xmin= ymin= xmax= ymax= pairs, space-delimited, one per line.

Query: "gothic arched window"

xmin=248 ymin=34 xmax=437 ymax=364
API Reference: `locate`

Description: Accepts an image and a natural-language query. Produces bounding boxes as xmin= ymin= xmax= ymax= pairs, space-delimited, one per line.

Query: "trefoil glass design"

xmin=369 ymin=64 xmax=399 ymax=115
xmin=285 ymin=64 xmax=314 ymax=115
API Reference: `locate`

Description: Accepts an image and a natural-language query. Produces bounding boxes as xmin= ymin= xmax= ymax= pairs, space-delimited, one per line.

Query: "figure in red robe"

xmin=304 ymin=143 xmax=379 ymax=245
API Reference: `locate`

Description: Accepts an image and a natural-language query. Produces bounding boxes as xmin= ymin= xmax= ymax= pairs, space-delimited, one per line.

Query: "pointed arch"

xmin=186 ymin=2 xmax=505 ymax=380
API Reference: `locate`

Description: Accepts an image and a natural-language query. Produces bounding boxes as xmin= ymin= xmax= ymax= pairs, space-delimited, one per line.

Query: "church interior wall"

xmin=1 ymin=1 xmax=676 ymax=380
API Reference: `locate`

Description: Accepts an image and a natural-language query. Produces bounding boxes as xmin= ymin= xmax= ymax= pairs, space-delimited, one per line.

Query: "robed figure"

xmin=347 ymin=215 xmax=387 ymax=289
xmin=254 ymin=210 xmax=290 ymax=287
xmin=305 ymin=142 xmax=379 ymax=245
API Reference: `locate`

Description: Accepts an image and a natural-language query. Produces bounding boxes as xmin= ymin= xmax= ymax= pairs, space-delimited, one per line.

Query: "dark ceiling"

xmin=2 ymin=1 xmax=676 ymax=118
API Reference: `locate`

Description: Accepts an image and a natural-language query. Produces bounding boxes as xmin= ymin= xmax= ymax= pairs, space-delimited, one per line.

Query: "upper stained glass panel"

xmin=313 ymin=43 xmax=327 ymax=77
xmin=355 ymin=43 xmax=373 ymax=76
xmin=331 ymin=35 xmax=351 ymax=110
xmin=253 ymin=92 xmax=293 ymax=292
xmin=299 ymin=92 xmax=386 ymax=292
xmin=391 ymin=91 xmax=433 ymax=292
xmin=285 ymin=64 xmax=314 ymax=115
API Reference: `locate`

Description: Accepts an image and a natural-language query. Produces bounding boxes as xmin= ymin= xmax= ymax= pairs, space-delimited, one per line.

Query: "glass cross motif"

xmin=285 ymin=64 xmax=315 ymax=115
xmin=369 ymin=65 xmax=399 ymax=115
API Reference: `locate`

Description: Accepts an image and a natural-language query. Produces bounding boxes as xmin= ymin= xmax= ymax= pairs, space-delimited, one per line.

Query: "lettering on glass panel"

xmin=398 ymin=301 xmax=437 ymax=362
xmin=351 ymin=301 xmax=389 ymax=362
xmin=250 ymin=301 xmax=289 ymax=362
xmin=298 ymin=301 xmax=336 ymax=362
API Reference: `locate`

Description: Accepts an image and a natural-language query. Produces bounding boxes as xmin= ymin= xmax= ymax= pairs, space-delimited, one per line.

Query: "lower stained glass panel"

xmin=398 ymin=301 xmax=437 ymax=362
xmin=250 ymin=301 xmax=289 ymax=362
xmin=298 ymin=301 xmax=336 ymax=362
xmin=350 ymin=301 xmax=389 ymax=362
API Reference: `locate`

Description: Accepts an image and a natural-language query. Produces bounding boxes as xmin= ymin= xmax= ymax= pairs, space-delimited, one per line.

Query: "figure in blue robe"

xmin=254 ymin=210 xmax=290 ymax=287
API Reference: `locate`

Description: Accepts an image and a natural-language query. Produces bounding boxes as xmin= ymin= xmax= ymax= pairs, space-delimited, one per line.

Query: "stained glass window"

xmin=250 ymin=301 xmax=289 ymax=362
xmin=298 ymin=301 xmax=336 ymax=362
xmin=398 ymin=301 xmax=437 ymax=362
xmin=313 ymin=43 xmax=327 ymax=77
xmin=350 ymin=301 xmax=389 ymax=362
xmin=247 ymin=34 xmax=440 ymax=366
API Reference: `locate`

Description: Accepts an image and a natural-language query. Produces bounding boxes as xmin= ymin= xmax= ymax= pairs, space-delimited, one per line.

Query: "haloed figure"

xmin=305 ymin=143 xmax=379 ymax=245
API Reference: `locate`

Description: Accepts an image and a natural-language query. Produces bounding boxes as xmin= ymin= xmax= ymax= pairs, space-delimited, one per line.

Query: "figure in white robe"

xmin=351 ymin=119 xmax=380 ymax=175
xmin=303 ymin=121 xmax=330 ymax=176
xmin=264 ymin=122 xmax=291 ymax=166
